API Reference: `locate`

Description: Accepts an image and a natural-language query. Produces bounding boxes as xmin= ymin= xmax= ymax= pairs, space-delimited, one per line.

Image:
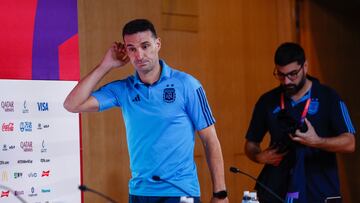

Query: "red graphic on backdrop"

xmin=41 ymin=170 xmax=50 ymax=177
xmin=1 ymin=190 xmax=9 ymax=197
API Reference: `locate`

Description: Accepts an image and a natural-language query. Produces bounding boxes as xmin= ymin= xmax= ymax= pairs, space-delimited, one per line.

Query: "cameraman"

xmin=244 ymin=42 xmax=355 ymax=203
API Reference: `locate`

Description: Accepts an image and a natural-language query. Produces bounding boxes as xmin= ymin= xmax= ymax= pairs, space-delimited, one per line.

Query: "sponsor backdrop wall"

xmin=0 ymin=0 xmax=81 ymax=202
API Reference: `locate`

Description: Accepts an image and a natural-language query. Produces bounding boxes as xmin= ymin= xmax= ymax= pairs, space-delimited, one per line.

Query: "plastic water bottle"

xmin=242 ymin=191 xmax=251 ymax=203
xmin=249 ymin=191 xmax=259 ymax=203
xmin=242 ymin=191 xmax=260 ymax=203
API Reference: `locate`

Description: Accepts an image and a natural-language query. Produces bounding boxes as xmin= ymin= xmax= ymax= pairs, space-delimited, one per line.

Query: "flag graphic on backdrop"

xmin=0 ymin=0 xmax=79 ymax=80
xmin=0 ymin=1 xmax=82 ymax=202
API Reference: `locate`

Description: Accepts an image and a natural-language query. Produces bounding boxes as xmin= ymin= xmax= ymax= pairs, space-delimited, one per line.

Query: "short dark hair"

xmin=274 ymin=42 xmax=306 ymax=66
xmin=122 ymin=19 xmax=157 ymax=39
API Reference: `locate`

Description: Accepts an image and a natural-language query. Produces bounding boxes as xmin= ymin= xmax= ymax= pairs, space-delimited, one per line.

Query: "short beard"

xmin=282 ymin=75 xmax=306 ymax=96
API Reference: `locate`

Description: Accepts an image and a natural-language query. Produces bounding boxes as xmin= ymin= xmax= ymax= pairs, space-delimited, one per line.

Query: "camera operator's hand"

xmin=290 ymin=118 xmax=323 ymax=148
xmin=256 ymin=147 xmax=287 ymax=166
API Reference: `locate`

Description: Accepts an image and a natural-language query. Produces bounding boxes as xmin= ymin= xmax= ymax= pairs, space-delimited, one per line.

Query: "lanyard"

xmin=280 ymin=93 xmax=311 ymax=123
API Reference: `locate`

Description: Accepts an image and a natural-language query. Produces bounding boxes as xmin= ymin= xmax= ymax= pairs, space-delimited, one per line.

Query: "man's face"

xmin=274 ymin=61 xmax=307 ymax=96
xmin=124 ymin=30 xmax=161 ymax=74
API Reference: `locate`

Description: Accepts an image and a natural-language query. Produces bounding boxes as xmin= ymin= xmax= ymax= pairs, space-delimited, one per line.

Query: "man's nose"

xmin=283 ymin=76 xmax=292 ymax=85
xmin=134 ymin=49 xmax=144 ymax=60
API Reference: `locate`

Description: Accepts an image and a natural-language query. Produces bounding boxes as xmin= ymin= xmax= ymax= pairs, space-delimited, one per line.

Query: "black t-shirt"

xmin=246 ymin=77 xmax=356 ymax=203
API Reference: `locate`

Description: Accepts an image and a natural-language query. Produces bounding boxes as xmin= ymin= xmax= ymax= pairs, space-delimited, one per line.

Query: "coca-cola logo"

xmin=2 ymin=123 xmax=14 ymax=132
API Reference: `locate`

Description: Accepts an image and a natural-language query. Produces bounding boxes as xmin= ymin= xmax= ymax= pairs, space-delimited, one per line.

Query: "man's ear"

xmin=303 ymin=60 xmax=308 ymax=73
xmin=156 ymin=37 xmax=161 ymax=50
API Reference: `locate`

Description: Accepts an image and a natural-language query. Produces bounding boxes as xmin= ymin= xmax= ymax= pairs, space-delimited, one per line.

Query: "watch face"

xmin=213 ymin=190 xmax=227 ymax=199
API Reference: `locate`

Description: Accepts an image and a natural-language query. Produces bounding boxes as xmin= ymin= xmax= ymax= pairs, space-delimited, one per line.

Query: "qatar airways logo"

xmin=1 ymin=101 xmax=14 ymax=112
xmin=2 ymin=122 xmax=14 ymax=132
xmin=20 ymin=141 xmax=33 ymax=152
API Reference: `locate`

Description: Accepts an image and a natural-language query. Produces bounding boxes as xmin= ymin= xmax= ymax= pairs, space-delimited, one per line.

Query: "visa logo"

xmin=37 ymin=102 xmax=49 ymax=111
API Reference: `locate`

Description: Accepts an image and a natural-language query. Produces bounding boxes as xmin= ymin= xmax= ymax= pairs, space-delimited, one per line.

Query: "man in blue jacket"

xmin=245 ymin=42 xmax=355 ymax=203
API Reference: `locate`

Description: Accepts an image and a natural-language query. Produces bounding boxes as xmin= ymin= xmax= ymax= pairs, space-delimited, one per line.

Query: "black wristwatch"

xmin=213 ymin=190 xmax=228 ymax=199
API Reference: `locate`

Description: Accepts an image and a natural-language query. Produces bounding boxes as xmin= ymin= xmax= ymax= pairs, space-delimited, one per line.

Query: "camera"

xmin=277 ymin=109 xmax=308 ymax=134
xmin=271 ymin=109 xmax=308 ymax=153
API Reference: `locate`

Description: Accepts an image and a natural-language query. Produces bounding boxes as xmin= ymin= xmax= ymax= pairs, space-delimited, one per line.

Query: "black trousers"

xmin=129 ymin=195 xmax=201 ymax=203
